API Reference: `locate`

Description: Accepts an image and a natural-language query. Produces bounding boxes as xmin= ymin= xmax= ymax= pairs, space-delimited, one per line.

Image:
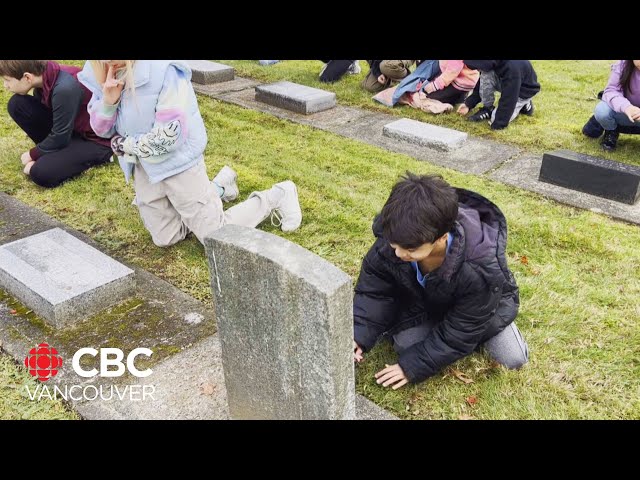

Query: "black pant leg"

xmin=29 ymin=137 xmax=112 ymax=188
xmin=7 ymin=94 xmax=53 ymax=144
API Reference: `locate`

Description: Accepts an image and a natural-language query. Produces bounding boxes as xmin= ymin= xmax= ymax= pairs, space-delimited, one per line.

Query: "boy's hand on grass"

xmin=457 ymin=104 xmax=469 ymax=115
xmin=375 ymin=363 xmax=408 ymax=390
xmin=354 ymin=341 xmax=364 ymax=363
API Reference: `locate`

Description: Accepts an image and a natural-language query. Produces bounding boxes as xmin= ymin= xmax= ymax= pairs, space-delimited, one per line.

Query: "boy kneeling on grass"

xmin=353 ymin=173 xmax=529 ymax=389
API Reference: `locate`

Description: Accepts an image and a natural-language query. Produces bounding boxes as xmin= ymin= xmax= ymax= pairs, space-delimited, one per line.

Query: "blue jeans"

xmin=594 ymin=101 xmax=640 ymax=131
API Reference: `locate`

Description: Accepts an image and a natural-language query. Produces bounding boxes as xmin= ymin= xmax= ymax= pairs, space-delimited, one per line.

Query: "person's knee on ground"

xmin=361 ymin=72 xmax=386 ymax=93
xmin=483 ymin=322 xmax=529 ymax=369
xmin=28 ymin=161 xmax=65 ymax=189
xmin=143 ymin=209 xmax=189 ymax=247
xmin=582 ymin=115 xmax=604 ymax=138
xmin=319 ymin=60 xmax=354 ymax=83
xmin=150 ymin=231 xmax=186 ymax=248
xmin=495 ymin=348 xmax=529 ymax=369
xmin=380 ymin=60 xmax=411 ymax=82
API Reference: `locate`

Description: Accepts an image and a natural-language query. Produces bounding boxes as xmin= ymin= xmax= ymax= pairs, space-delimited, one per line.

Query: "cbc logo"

xmin=24 ymin=343 xmax=63 ymax=381
xmin=73 ymin=348 xmax=153 ymax=378
xmin=24 ymin=345 xmax=152 ymax=381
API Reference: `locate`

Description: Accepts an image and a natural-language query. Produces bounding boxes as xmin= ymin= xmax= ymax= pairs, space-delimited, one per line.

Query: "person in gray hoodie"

xmin=457 ymin=60 xmax=540 ymax=130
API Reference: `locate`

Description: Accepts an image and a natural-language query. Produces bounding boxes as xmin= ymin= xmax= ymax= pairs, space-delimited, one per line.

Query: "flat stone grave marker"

xmin=187 ymin=60 xmax=235 ymax=84
xmin=0 ymin=228 xmax=135 ymax=328
xmin=255 ymin=81 xmax=336 ymax=114
xmin=539 ymin=149 xmax=640 ymax=205
xmin=383 ymin=118 xmax=468 ymax=151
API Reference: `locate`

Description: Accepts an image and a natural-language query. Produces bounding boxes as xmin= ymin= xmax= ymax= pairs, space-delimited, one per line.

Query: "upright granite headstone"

xmin=205 ymin=225 xmax=355 ymax=420
xmin=539 ymin=149 xmax=640 ymax=204
xmin=187 ymin=60 xmax=235 ymax=84
xmin=255 ymin=81 xmax=336 ymax=114
xmin=0 ymin=228 xmax=135 ymax=328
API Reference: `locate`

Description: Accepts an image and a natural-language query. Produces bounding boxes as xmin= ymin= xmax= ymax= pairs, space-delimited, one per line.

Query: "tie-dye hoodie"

xmin=77 ymin=60 xmax=207 ymax=184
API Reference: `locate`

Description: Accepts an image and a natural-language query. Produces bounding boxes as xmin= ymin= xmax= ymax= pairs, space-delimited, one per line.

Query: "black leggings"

xmin=319 ymin=60 xmax=356 ymax=83
xmin=8 ymin=94 xmax=112 ymax=188
xmin=425 ymin=84 xmax=468 ymax=105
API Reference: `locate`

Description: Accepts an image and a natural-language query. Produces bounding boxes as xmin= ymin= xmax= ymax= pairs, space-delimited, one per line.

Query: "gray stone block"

xmin=187 ymin=60 xmax=234 ymax=84
xmin=383 ymin=118 xmax=468 ymax=151
xmin=0 ymin=228 xmax=134 ymax=328
xmin=205 ymin=225 xmax=355 ymax=419
xmin=255 ymin=81 xmax=336 ymax=114
xmin=539 ymin=149 xmax=640 ymax=205
xmin=74 ymin=335 xmax=229 ymax=420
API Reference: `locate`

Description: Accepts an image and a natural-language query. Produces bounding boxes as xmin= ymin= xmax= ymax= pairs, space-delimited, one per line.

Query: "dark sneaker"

xmin=601 ymin=130 xmax=619 ymax=151
xmin=582 ymin=115 xmax=604 ymax=138
xmin=468 ymin=106 xmax=494 ymax=122
xmin=520 ymin=101 xmax=534 ymax=116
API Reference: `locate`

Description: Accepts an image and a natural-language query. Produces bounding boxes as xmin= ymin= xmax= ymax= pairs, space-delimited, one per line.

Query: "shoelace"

xmin=270 ymin=209 xmax=282 ymax=227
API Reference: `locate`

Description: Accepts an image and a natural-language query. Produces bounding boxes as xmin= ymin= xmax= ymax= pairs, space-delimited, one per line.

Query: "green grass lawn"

xmin=217 ymin=60 xmax=640 ymax=166
xmin=0 ymin=61 xmax=638 ymax=419
xmin=0 ymin=353 xmax=79 ymax=419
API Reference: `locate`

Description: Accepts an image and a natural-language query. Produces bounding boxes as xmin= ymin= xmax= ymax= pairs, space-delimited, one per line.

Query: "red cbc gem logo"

xmin=24 ymin=343 xmax=63 ymax=381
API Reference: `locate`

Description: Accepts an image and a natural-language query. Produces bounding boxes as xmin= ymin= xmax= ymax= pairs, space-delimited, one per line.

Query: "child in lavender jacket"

xmin=582 ymin=60 xmax=640 ymax=151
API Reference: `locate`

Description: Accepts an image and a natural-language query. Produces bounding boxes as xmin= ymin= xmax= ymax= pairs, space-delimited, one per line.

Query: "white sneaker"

xmin=212 ymin=165 xmax=239 ymax=202
xmin=270 ymin=181 xmax=302 ymax=232
xmin=348 ymin=61 xmax=361 ymax=75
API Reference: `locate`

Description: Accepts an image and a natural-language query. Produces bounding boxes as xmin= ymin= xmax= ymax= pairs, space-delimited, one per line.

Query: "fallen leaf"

xmin=9 ymin=309 xmax=17 ymax=315
xmin=544 ymin=337 xmax=554 ymax=344
xmin=458 ymin=414 xmax=474 ymax=420
xmin=451 ymin=368 xmax=474 ymax=384
xmin=200 ymin=383 xmax=216 ymax=395
xmin=520 ymin=255 xmax=529 ymax=265
xmin=466 ymin=396 xmax=478 ymax=406
xmin=531 ymin=268 xmax=541 ymax=276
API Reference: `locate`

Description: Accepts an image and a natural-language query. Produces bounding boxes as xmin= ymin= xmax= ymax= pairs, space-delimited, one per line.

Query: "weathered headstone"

xmin=383 ymin=118 xmax=468 ymax=151
xmin=255 ymin=81 xmax=336 ymax=114
xmin=539 ymin=149 xmax=640 ymax=205
xmin=0 ymin=228 xmax=135 ymax=328
xmin=187 ymin=60 xmax=235 ymax=84
xmin=205 ymin=225 xmax=355 ymax=419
